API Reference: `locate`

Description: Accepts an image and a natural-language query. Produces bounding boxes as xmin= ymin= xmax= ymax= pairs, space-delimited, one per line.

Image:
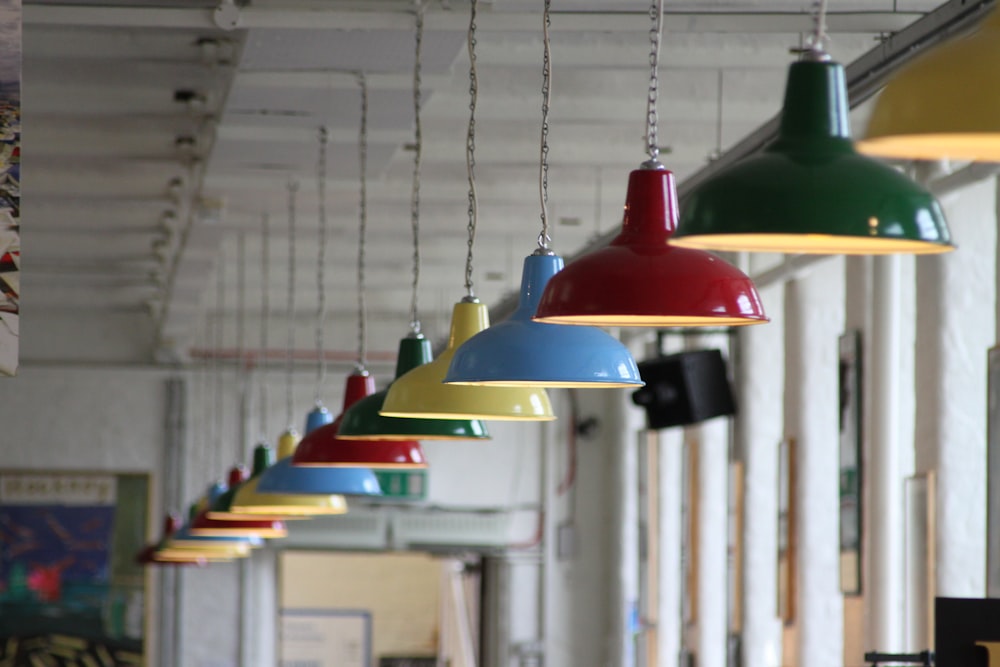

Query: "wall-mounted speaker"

xmin=631 ymin=348 xmax=736 ymax=429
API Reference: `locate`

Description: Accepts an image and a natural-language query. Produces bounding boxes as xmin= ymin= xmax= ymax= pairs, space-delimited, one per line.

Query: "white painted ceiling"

xmin=23 ymin=0 xmax=942 ymax=368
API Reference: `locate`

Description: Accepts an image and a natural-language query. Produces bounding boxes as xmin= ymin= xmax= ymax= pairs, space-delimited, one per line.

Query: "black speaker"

xmin=631 ymin=349 xmax=736 ymax=429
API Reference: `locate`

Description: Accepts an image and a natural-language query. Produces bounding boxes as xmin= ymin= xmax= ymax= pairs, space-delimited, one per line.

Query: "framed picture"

xmin=777 ymin=437 xmax=796 ymax=625
xmin=839 ymin=330 xmax=863 ymax=595
xmin=988 ymin=346 xmax=1000 ymax=597
xmin=279 ymin=608 xmax=372 ymax=667
xmin=0 ymin=471 xmax=150 ymax=665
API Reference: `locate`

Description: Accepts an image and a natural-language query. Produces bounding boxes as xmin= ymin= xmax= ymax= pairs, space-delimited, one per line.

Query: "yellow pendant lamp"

xmin=232 ymin=438 xmax=349 ymax=516
xmin=381 ymin=299 xmax=554 ymax=420
xmin=859 ymin=6 xmax=1000 ymax=161
xmin=375 ymin=30 xmax=553 ymax=422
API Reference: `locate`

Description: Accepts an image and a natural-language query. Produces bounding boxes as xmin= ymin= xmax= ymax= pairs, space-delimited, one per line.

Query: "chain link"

xmin=645 ymin=0 xmax=664 ymax=161
xmin=259 ymin=213 xmax=270 ymax=441
xmin=315 ymin=126 xmax=329 ymax=402
xmin=464 ymin=0 xmax=479 ymax=298
xmin=410 ymin=2 xmax=424 ymax=334
xmin=285 ymin=178 xmax=299 ymax=430
xmin=357 ymin=73 xmax=369 ymax=370
xmin=803 ymin=0 xmax=830 ymax=57
xmin=537 ymin=0 xmax=552 ymax=252
xmin=214 ymin=252 xmax=225 ymax=477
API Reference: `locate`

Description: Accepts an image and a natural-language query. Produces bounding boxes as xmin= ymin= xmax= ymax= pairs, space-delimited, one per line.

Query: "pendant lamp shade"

xmin=532 ymin=167 xmax=767 ymax=327
xmin=445 ymin=254 xmax=644 ymax=387
xmin=381 ymin=301 xmax=555 ymax=420
xmin=293 ymin=370 xmax=428 ymax=468
xmin=256 ymin=428 xmax=383 ymax=496
xmin=137 ymin=515 xmax=209 ymax=566
xmin=673 ymin=60 xmax=953 ymax=255
xmin=305 ymin=404 xmax=333 ymax=434
xmin=189 ymin=509 xmax=287 ymax=538
xmin=232 ymin=444 xmax=349 ymax=516
xmin=338 ymin=335 xmax=491 ymax=440
xmin=859 ymin=8 xmax=1000 ymax=161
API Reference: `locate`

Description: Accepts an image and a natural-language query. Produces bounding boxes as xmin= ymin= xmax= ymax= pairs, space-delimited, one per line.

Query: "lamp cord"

xmin=259 ymin=213 xmax=270 ymax=441
xmin=357 ymin=73 xmax=369 ymax=370
xmin=285 ymin=178 xmax=299 ymax=430
xmin=315 ymin=126 xmax=329 ymax=402
xmin=535 ymin=0 xmax=553 ymax=254
xmin=410 ymin=1 xmax=424 ymax=334
xmin=213 ymin=252 xmax=225 ymax=478
xmin=645 ymin=0 xmax=664 ymax=163
xmin=464 ymin=0 xmax=478 ymax=300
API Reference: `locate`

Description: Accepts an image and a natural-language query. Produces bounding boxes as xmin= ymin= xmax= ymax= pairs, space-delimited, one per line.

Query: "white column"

xmin=737 ymin=281 xmax=785 ymax=667
xmin=689 ymin=332 xmax=731 ymax=667
xmin=867 ymin=255 xmax=906 ymax=652
xmin=783 ymin=258 xmax=845 ymax=667
xmin=658 ymin=423 xmax=685 ymax=667
xmin=913 ymin=178 xmax=997 ymax=599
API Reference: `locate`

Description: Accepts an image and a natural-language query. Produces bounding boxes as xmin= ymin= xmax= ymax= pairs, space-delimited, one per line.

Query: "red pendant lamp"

xmin=292 ymin=77 xmax=426 ymax=470
xmin=532 ymin=0 xmax=766 ymax=328
xmin=292 ymin=369 xmax=427 ymax=469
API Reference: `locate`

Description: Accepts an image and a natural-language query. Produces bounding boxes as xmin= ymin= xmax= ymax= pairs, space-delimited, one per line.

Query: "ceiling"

xmin=22 ymin=0 xmax=945 ymax=370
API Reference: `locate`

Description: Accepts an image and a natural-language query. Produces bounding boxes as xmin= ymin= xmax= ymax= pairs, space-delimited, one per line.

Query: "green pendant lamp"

xmin=859 ymin=6 xmax=1000 ymax=162
xmin=672 ymin=4 xmax=953 ymax=255
xmin=338 ymin=15 xmax=490 ymax=438
xmin=381 ymin=0 xmax=553 ymax=420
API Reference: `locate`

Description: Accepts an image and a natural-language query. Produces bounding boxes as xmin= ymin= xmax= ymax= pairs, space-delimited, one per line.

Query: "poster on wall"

xmin=838 ymin=331 xmax=863 ymax=595
xmin=280 ymin=609 xmax=372 ymax=667
xmin=0 ymin=471 xmax=149 ymax=665
xmin=0 ymin=0 xmax=19 ymax=376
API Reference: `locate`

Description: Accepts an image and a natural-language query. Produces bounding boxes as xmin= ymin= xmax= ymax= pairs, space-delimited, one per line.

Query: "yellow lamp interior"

xmin=532 ymin=313 xmax=767 ymax=327
xmin=856 ymin=134 xmax=1000 ymax=162
xmin=669 ymin=233 xmax=954 ymax=255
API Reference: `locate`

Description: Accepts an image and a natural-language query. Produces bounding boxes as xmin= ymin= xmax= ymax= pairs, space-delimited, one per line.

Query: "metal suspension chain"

xmin=464 ymin=0 xmax=479 ymax=299
xmin=214 ymin=254 xmax=225 ymax=476
xmin=315 ymin=127 xmax=329 ymax=401
xmin=409 ymin=1 xmax=424 ymax=333
xmin=236 ymin=230 xmax=246 ymax=462
xmin=258 ymin=213 xmax=270 ymax=441
xmin=536 ymin=0 xmax=553 ymax=254
xmin=645 ymin=0 xmax=664 ymax=163
xmin=357 ymin=73 xmax=369 ymax=370
xmin=285 ymin=178 xmax=299 ymax=430
xmin=804 ymin=0 xmax=831 ymax=59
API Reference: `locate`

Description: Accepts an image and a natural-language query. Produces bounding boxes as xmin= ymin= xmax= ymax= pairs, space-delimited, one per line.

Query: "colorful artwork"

xmin=0 ymin=472 xmax=149 ymax=666
xmin=0 ymin=0 xmax=19 ymax=377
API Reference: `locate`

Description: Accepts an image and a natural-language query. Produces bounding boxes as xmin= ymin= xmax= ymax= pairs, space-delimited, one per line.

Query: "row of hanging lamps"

xmin=380 ymin=0 xmax=555 ymax=419
xmin=188 ymin=248 xmax=289 ymax=538
xmin=256 ymin=178 xmax=385 ymax=493
xmin=292 ymin=76 xmax=429 ymax=469
xmin=671 ymin=1 xmax=953 ymax=255
xmin=531 ymin=0 xmax=767 ymax=327
xmin=444 ymin=0 xmax=642 ymax=388
xmin=859 ymin=5 xmax=1000 ymax=162
xmin=340 ymin=5 xmax=491 ymax=439
xmin=233 ymin=209 xmax=350 ymax=516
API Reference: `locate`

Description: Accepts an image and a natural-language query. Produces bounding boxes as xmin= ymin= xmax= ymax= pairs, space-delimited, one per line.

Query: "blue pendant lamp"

xmin=445 ymin=4 xmax=642 ymax=388
xmin=339 ymin=11 xmax=491 ymax=437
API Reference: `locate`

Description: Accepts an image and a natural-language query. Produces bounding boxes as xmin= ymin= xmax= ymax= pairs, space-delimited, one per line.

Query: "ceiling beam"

xmin=25 ymin=5 xmax=922 ymax=34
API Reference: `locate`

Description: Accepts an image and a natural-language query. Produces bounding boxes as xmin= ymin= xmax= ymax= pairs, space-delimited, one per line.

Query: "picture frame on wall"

xmin=839 ymin=330 xmax=863 ymax=595
xmin=0 ymin=470 xmax=150 ymax=665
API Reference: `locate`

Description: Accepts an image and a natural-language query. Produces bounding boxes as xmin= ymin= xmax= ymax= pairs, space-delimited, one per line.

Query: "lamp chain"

xmin=357 ymin=73 xmax=369 ymax=370
xmin=804 ymin=0 xmax=830 ymax=58
xmin=285 ymin=178 xmax=299 ymax=430
xmin=536 ymin=0 xmax=553 ymax=254
xmin=259 ymin=213 xmax=269 ymax=441
xmin=464 ymin=0 xmax=479 ymax=299
xmin=315 ymin=126 xmax=329 ymax=402
xmin=410 ymin=1 xmax=424 ymax=334
xmin=645 ymin=0 xmax=664 ymax=162
xmin=236 ymin=229 xmax=246 ymax=462
xmin=214 ymin=252 xmax=225 ymax=477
